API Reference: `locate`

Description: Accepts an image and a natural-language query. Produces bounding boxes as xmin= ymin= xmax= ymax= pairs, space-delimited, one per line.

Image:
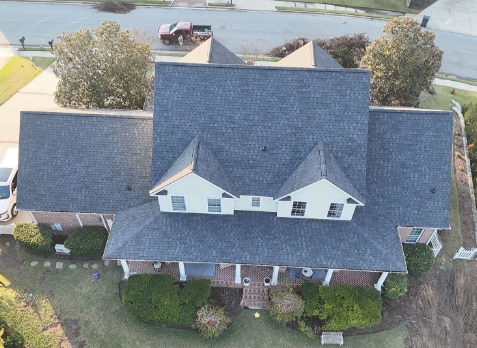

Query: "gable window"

xmin=291 ymin=201 xmax=307 ymax=216
xmin=251 ymin=197 xmax=260 ymax=207
xmin=405 ymin=228 xmax=423 ymax=243
xmin=208 ymin=198 xmax=221 ymax=213
xmin=171 ymin=196 xmax=186 ymax=211
xmin=327 ymin=203 xmax=344 ymax=218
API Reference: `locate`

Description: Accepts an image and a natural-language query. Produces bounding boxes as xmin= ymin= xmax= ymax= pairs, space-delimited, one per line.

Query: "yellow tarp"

xmin=0 ymin=273 xmax=11 ymax=287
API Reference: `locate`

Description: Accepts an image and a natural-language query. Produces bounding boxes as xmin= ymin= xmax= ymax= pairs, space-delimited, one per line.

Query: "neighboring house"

xmin=17 ymin=39 xmax=452 ymax=291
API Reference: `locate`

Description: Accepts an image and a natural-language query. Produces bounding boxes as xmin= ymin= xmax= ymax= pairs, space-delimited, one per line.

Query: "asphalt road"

xmin=0 ymin=2 xmax=476 ymax=79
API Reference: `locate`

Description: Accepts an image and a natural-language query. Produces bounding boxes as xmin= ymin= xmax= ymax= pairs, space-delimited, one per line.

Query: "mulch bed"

xmin=93 ymin=0 xmax=136 ymax=14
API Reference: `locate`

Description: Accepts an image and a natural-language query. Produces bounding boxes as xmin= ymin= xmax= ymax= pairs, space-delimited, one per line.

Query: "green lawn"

xmin=419 ymin=85 xmax=477 ymax=111
xmin=278 ymin=0 xmax=419 ymax=14
xmin=0 ymin=56 xmax=56 ymax=105
xmin=0 ymin=244 xmax=407 ymax=348
xmin=275 ymin=6 xmax=395 ymax=18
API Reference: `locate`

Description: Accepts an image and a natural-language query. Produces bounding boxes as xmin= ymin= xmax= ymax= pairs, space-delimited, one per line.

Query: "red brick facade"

xmin=30 ymin=211 xmax=114 ymax=234
xmin=398 ymin=227 xmax=436 ymax=244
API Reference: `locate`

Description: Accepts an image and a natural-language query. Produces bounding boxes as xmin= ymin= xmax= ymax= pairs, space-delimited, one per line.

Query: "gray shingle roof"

xmin=275 ymin=42 xmax=343 ymax=69
xmin=208 ymin=38 xmax=246 ymax=65
xmin=152 ymin=63 xmax=370 ymax=198
xmin=17 ymin=110 xmax=154 ymax=214
xmin=274 ymin=142 xmax=364 ymax=203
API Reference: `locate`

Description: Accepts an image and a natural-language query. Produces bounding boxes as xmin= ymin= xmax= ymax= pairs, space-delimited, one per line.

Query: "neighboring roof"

xmin=103 ymin=201 xmax=406 ymax=272
xmin=150 ymin=137 xmax=237 ymax=197
xmin=274 ymin=41 xmax=342 ymax=69
xmin=366 ymin=107 xmax=453 ymax=228
xmin=17 ymin=110 xmax=154 ymax=214
xmin=274 ymin=142 xmax=364 ymax=203
xmin=179 ymin=38 xmax=246 ymax=65
xmin=152 ymin=63 xmax=370 ymax=198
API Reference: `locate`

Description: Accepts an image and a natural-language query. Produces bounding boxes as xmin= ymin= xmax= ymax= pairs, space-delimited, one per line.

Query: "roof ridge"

xmin=191 ymin=137 xmax=200 ymax=171
xmin=319 ymin=142 xmax=326 ymax=177
xmin=310 ymin=42 xmax=316 ymax=67
xmin=207 ymin=38 xmax=213 ymax=63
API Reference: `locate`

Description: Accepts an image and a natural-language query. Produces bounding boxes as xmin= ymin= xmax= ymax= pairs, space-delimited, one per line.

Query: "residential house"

xmin=17 ymin=38 xmax=452 ymax=292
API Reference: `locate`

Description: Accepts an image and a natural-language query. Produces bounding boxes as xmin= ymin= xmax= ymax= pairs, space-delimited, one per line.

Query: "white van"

xmin=0 ymin=148 xmax=19 ymax=221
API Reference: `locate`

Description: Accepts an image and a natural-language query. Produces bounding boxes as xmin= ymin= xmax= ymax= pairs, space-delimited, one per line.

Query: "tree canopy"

xmin=53 ymin=21 xmax=152 ymax=109
xmin=361 ymin=17 xmax=442 ymax=107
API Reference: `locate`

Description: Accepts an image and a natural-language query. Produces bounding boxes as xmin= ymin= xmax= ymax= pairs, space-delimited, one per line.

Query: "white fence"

xmin=0 ymin=223 xmax=14 ymax=235
xmin=453 ymin=247 xmax=477 ymax=260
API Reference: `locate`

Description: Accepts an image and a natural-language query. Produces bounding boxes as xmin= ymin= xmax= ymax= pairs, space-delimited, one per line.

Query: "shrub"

xmin=269 ymin=285 xmax=304 ymax=324
xmin=314 ymin=33 xmax=370 ymax=68
xmin=12 ymin=223 xmax=53 ymax=254
xmin=301 ymin=284 xmax=382 ymax=331
xmin=383 ymin=273 xmax=408 ymax=299
xmin=196 ymin=301 xmax=230 ymax=338
xmin=0 ymin=317 xmax=25 ymax=348
xmin=64 ymin=226 xmax=108 ymax=256
xmin=268 ymin=38 xmax=309 ymax=58
xmin=403 ymin=243 xmax=435 ymax=275
xmin=123 ymin=274 xmax=211 ymax=327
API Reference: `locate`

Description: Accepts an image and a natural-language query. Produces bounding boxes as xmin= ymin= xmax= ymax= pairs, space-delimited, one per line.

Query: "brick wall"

xmin=31 ymin=211 xmax=115 ymax=233
xmin=398 ymin=227 xmax=436 ymax=244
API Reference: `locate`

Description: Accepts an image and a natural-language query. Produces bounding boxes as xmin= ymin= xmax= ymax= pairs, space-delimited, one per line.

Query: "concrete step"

xmin=241 ymin=300 xmax=269 ymax=309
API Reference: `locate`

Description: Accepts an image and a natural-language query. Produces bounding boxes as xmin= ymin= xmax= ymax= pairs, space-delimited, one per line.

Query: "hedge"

xmin=269 ymin=285 xmax=304 ymax=324
xmin=301 ymin=283 xmax=382 ymax=331
xmin=383 ymin=273 xmax=408 ymax=299
xmin=12 ymin=223 xmax=53 ymax=254
xmin=403 ymin=243 xmax=435 ymax=275
xmin=122 ymin=274 xmax=211 ymax=327
xmin=0 ymin=317 xmax=25 ymax=348
xmin=64 ymin=226 xmax=108 ymax=256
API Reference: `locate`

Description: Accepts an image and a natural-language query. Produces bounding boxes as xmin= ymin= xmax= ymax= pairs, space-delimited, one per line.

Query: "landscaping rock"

xmin=92 ymin=263 xmax=99 ymax=269
xmin=69 ymin=264 xmax=77 ymax=269
xmin=83 ymin=263 xmax=89 ymax=269
xmin=103 ymin=260 xmax=110 ymax=266
xmin=5 ymin=242 xmax=9 ymax=246
xmin=56 ymin=262 xmax=63 ymax=269
xmin=30 ymin=261 xmax=39 ymax=267
xmin=44 ymin=261 xmax=51 ymax=267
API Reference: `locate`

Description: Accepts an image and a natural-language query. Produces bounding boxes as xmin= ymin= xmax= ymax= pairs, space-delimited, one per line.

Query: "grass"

xmin=436 ymin=75 xmax=477 ymax=87
xmin=208 ymin=2 xmax=235 ymax=6
xmin=0 ymin=56 xmax=56 ymax=105
xmin=278 ymin=0 xmax=419 ymax=13
xmin=275 ymin=6 xmax=395 ymax=18
xmin=419 ymin=85 xmax=477 ymax=111
xmin=17 ymin=47 xmax=53 ymax=52
xmin=1 ymin=244 xmax=407 ymax=348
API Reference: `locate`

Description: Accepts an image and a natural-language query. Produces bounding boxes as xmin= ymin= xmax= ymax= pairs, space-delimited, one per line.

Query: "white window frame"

xmin=327 ymin=203 xmax=344 ymax=218
xmin=171 ymin=196 xmax=186 ymax=211
xmin=51 ymin=223 xmax=63 ymax=231
xmin=291 ymin=201 xmax=307 ymax=216
xmin=207 ymin=198 xmax=222 ymax=213
xmin=405 ymin=228 xmax=424 ymax=244
xmin=251 ymin=197 xmax=260 ymax=208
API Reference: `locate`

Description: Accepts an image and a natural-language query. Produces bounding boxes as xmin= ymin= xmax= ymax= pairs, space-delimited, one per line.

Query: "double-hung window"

xmin=251 ymin=197 xmax=260 ymax=207
xmin=291 ymin=201 xmax=307 ymax=216
xmin=171 ymin=196 xmax=186 ymax=211
xmin=208 ymin=198 xmax=221 ymax=213
xmin=405 ymin=228 xmax=423 ymax=243
xmin=327 ymin=203 xmax=344 ymax=218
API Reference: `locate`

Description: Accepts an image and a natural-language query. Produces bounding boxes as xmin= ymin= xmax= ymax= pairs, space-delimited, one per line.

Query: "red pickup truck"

xmin=158 ymin=22 xmax=213 ymax=45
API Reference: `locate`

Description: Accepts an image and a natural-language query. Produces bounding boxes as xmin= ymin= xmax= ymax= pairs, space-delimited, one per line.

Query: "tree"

xmin=53 ymin=21 xmax=152 ymax=109
xmin=361 ymin=17 xmax=442 ymax=107
xmin=314 ymin=33 xmax=370 ymax=68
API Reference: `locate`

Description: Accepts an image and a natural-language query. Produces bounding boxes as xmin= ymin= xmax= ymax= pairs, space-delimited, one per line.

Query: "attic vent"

xmin=127 ymin=185 xmax=132 ymax=191
xmin=262 ymin=146 xmax=267 ymax=151
xmin=431 ymin=188 xmax=436 ymax=193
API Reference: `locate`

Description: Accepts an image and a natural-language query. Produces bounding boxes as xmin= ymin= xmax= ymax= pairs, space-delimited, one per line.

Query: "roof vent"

xmin=261 ymin=146 xmax=267 ymax=151
xmin=127 ymin=185 xmax=132 ymax=191
xmin=431 ymin=188 xmax=436 ymax=193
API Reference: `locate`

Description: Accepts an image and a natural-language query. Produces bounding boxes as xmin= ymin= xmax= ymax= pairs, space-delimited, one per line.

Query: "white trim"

xmin=106 ymin=219 xmax=114 ymax=230
xmin=28 ymin=211 xmax=37 ymax=224
xmin=323 ymin=269 xmax=334 ymax=286
xmin=100 ymin=214 xmax=108 ymax=230
xmin=404 ymin=227 xmax=424 ymax=244
xmin=120 ymin=259 xmax=130 ymax=279
xmin=235 ymin=264 xmax=241 ymax=284
xmin=271 ymin=266 xmax=279 ymax=285
xmin=76 ymin=213 xmax=83 ymax=227
xmin=178 ymin=262 xmax=187 ymax=281
xmin=374 ymin=271 xmax=389 ymax=291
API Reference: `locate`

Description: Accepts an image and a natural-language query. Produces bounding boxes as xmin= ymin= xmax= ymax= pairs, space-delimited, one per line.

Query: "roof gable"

xmin=274 ymin=41 xmax=342 ymax=69
xmin=179 ymin=38 xmax=246 ymax=65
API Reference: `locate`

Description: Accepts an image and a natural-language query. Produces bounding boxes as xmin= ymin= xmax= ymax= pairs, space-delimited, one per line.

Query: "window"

xmin=405 ymin=228 xmax=423 ymax=243
xmin=51 ymin=223 xmax=63 ymax=231
xmin=251 ymin=197 xmax=260 ymax=207
xmin=208 ymin=198 xmax=221 ymax=213
xmin=327 ymin=203 xmax=344 ymax=218
xmin=171 ymin=196 xmax=186 ymax=211
xmin=291 ymin=201 xmax=307 ymax=216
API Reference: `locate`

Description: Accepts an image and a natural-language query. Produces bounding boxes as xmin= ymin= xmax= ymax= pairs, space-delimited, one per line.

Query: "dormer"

xmin=275 ymin=143 xmax=364 ymax=220
xmin=149 ymin=137 xmax=237 ymax=214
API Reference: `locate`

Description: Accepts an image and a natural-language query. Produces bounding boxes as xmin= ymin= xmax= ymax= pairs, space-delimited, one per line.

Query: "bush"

xmin=64 ymin=226 xmax=108 ymax=256
xmin=383 ymin=273 xmax=408 ymax=299
xmin=196 ymin=301 xmax=230 ymax=338
xmin=0 ymin=317 xmax=25 ymax=348
xmin=301 ymin=284 xmax=382 ymax=331
xmin=123 ymin=274 xmax=211 ymax=327
xmin=269 ymin=285 xmax=304 ymax=324
xmin=314 ymin=33 xmax=370 ymax=68
xmin=403 ymin=243 xmax=435 ymax=275
xmin=268 ymin=38 xmax=309 ymax=58
xmin=12 ymin=223 xmax=53 ymax=254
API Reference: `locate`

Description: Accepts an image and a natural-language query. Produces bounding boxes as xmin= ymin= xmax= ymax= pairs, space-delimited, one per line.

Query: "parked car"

xmin=0 ymin=148 xmax=19 ymax=222
xmin=158 ymin=21 xmax=212 ymax=45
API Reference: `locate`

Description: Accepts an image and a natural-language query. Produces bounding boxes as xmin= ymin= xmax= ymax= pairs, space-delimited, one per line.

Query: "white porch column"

xmin=120 ymin=259 xmax=130 ymax=279
xmin=100 ymin=214 xmax=108 ymax=231
xmin=323 ymin=269 xmax=334 ymax=286
xmin=234 ymin=264 xmax=241 ymax=284
xmin=374 ymin=272 xmax=389 ymax=291
xmin=271 ymin=266 xmax=280 ymax=285
xmin=178 ymin=262 xmax=187 ymax=281
xmin=75 ymin=213 xmax=83 ymax=227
